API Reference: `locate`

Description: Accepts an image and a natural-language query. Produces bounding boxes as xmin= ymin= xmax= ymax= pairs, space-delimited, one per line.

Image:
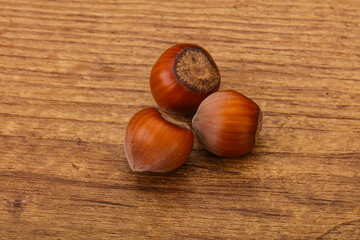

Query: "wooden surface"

xmin=1 ymin=0 xmax=360 ymax=239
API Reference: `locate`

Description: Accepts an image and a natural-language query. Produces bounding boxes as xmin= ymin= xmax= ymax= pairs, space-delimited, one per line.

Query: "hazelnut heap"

xmin=124 ymin=44 xmax=262 ymax=172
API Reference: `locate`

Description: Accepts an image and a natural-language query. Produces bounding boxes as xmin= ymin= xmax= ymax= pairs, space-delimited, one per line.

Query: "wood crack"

xmin=80 ymin=199 xmax=138 ymax=208
xmin=183 ymin=163 xmax=239 ymax=174
xmin=316 ymin=219 xmax=360 ymax=239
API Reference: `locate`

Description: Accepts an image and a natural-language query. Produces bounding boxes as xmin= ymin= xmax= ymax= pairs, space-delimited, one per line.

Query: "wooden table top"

xmin=1 ymin=0 xmax=360 ymax=239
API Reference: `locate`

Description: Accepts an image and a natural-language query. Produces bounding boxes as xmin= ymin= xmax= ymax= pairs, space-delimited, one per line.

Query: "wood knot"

xmin=6 ymin=198 xmax=27 ymax=215
xmin=13 ymin=199 xmax=22 ymax=208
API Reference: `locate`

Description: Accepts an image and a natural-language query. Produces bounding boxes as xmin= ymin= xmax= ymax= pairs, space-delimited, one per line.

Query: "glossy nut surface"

xmin=124 ymin=108 xmax=194 ymax=172
xmin=192 ymin=90 xmax=262 ymax=157
xmin=150 ymin=43 xmax=220 ymax=114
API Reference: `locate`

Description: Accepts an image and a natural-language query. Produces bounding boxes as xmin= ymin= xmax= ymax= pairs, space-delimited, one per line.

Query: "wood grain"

xmin=1 ymin=0 xmax=360 ymax=239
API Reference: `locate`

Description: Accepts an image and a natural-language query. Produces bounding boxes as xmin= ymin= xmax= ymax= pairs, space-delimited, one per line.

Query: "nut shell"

xmin=192 ymin=90 xmax=262 ymax=157
xmin=150 ymin=43 xmax=220 ymax=114
xmin=124 ymin=108 xmax=194 ymax=172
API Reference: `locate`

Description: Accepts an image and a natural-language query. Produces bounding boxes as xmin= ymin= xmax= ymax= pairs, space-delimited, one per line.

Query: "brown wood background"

xmin=1 ymin=0 xmax=360 ymax=239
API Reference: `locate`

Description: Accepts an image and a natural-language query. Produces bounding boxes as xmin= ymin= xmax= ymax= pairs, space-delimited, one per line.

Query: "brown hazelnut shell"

xmin=124 ymin=108 xmax=194 ymax=172
xmin=150 ymin=43 xmax=220 ymax=115
xmin=192 ymin=90 xmax=262 ymax=157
